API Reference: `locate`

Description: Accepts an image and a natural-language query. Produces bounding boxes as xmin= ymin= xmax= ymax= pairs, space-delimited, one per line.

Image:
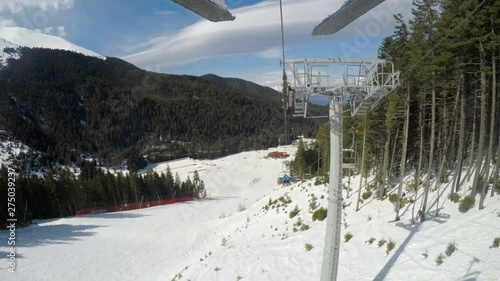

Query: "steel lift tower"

xmin=283 ymin=58 xmax=400 ymax=281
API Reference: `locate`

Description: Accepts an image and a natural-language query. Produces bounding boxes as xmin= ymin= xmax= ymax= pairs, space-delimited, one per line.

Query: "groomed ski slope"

xmin=1 ymin=144 xmax=499 ymax=281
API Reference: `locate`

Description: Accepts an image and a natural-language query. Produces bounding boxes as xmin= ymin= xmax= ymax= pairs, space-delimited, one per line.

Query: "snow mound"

xmin=0 ymin=26 xmax=105 ymax=61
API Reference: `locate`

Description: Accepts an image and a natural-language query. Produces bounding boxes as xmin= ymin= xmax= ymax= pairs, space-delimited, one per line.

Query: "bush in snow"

xmin=289 ymin=205 xmax=300 ymax=218
xmin=378 ymin=239 xmax=387 ymax=248
xmin=344 ymin=232 xmax=353 ymax=242
xmin=312 ymin=207 xmax=328 ymax=221
xmin=309 ymin=195 xmax=318 ymax=212
xmin=386 ymin=240 xmax=396 ymax=255
xmin=435 ymin=253 xmax=445 ymax=265
xmin=388 ymin=193 xmax=398 ymax=204
xmin=305 ymin=243 xmax=314 ymax=251
xmin=445 ymin=242 xmax=457 ymax=256
xmin=458 ymin=195 xmax=475 ymax=213
xmin=362 ymin=190 xmax=372 ymax=200
xmin=493 ymin=177 xmax=500 ymax=194
xmin=447 ymin=192 xmax=460 ymax=203
xmin=422 ymin=250 xmax=428 ymax=259
xmin=490 ymin=237 xmax=500 ymax=248
xmin=300 ymin=223 xmax=310 ymax=231
xmin=366 ymin=237 xmax=376 ymax=245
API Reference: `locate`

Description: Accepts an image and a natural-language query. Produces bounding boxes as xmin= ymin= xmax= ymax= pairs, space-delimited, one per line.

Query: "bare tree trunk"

xmin=412 ymin=97 xmax=425 ymax=224
xmin=396 ymin=85 xmax=410 ymax=221
xmin=347 ymin=169 xmax=351 ymax=199
xmin=466 ymin=97 xmax=477 ymax=181
xmin=389 ymin=126 xmax=401 ymax=186
xmin=473 ymin=43 xmax=487 ymax=201
xmin=453 ymin=74 xmax=465 ymax=194
xmin=421 ymin=85 xmax=436 ymax=222
xmin=380 ymin=133 xmax=391 ymax=199
xmin=356 ymin=115 xmax=367 ymax=211
xmin=493 ymin=127 xmax=500 ymax=197
xmin=481 ymin=52 xmax=497 ymax=205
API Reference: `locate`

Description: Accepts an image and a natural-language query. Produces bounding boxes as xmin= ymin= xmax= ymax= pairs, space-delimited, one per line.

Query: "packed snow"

xmin=0 ymin=26 xmax=105 ymax=62
xmin=1 ymin=145 xmax=499 ymax=281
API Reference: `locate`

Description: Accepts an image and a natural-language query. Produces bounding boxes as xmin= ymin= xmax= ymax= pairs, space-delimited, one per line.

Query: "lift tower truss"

xmin=283 ymin=58 xmax=399 ymax=281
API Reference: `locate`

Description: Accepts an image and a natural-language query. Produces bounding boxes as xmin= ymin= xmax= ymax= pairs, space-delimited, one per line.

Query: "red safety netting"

xmin=75 ymin=196 xmax=195 ymax=216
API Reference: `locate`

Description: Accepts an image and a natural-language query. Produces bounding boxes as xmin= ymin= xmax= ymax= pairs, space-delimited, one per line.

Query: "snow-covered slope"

xmin=0 ymin=145 xmax=499 ymax=281
xmin=0 ymin=26 xmax=105 ymax=61
xmin=0 ymin=38 xmax=20 ymax=66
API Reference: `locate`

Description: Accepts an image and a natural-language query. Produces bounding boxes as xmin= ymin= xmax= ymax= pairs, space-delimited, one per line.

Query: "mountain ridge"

xmin=0 ymin=26 xmax=105 ymax=62
xmin=0 ymin=47 xmax=317 ymax=169
xmin=201 ymin=73 xmax=280 ymax=96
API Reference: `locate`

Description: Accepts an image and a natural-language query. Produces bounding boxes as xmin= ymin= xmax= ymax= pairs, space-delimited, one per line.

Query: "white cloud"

xmin=57 ymin=25 xmax=65 ymax=37
xmin=35 ymin=26 xmax=53 ymax=34
xmin=0 ymin=0 xmax=74 ymax=37
xmin=34 ymin=25 xmax=65 ymax=37
xmin=0 ymin=17 xmax=16 ymax=26
xmin=256 ymin=47 xmax=283 ymax=59
xmin=0 ymin=0 xmax=74 ymax=13
xmin=123 ymin=0 xmax=412 ymax=69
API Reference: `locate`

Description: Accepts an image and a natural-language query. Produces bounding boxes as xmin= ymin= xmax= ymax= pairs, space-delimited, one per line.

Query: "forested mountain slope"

xmin=0 ymin=48 xmax=317 ymax=168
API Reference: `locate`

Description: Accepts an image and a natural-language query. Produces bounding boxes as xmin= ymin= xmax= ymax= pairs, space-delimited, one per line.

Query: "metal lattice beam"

xmin=312 ymin=0 xmax=385 ymax=35
xmin=172 ymin=0 xmax=235 ymax=22
xmin=284 ymin=58 xmax=399 ymax=118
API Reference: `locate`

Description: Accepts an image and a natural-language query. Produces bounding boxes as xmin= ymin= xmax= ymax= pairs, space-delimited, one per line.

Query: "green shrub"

xmin=475 ymin=176 xmax=487 ymax=194
xmin=388 ymin=193 xmax=398 ymax=203
xmin=309 ymin=200 xmax=318 ymax=212
xmin=305 ymin=243 xmax=314 ymax=251
xmin=490 ymin=237 xmax=500 ymax=248
xmin=445 ymin=242 xmax=456 ymax=256
xmin=407 ymin=179 xmax=417 ymax=192
xmin=362 ymin=190 xmax=373 ymax=200
xmin=494 ymin=177 xmax=500 ymax=194
xmin=439 ymin=173 xmax=449 ymax=183
xmin=448 ymin=192 xmax=460 ymax=203
xmin=458 ymin=195 xmax=475 ymax=213
xmin=300 ymin=223 xmax=310 ymax=231
xmin=366 ymin=237 xmax=375 ymax=245
xmin=422 ymin=251 xmax=428 ymax=259
xmin=435 ymin=253 xmax=445 ymax=265
xmin=378 ymin=239 xmax=387 ymax=248
xmin=289 ymin=205 xmax=300 ymax=218
xmin=344 ymin=232 xmax=353 ymax=242
xmin=386 ymin=240 xmax=396 ymax=255
xmin=312 ymin=207 xmax=328 ymax=221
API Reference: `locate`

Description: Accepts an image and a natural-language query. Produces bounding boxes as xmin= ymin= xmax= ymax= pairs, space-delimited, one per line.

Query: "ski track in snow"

xmin=1 ymin=144 xmax=499 ymax=281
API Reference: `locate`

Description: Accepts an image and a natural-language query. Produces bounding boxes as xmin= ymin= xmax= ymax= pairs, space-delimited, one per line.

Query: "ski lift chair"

xmin=171 ymin=0 xmax=235 ymax=22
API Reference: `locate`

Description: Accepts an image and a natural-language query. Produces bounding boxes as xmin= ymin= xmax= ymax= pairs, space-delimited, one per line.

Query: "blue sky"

xmin=0 ymin=0 xmax=413 ymax=88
